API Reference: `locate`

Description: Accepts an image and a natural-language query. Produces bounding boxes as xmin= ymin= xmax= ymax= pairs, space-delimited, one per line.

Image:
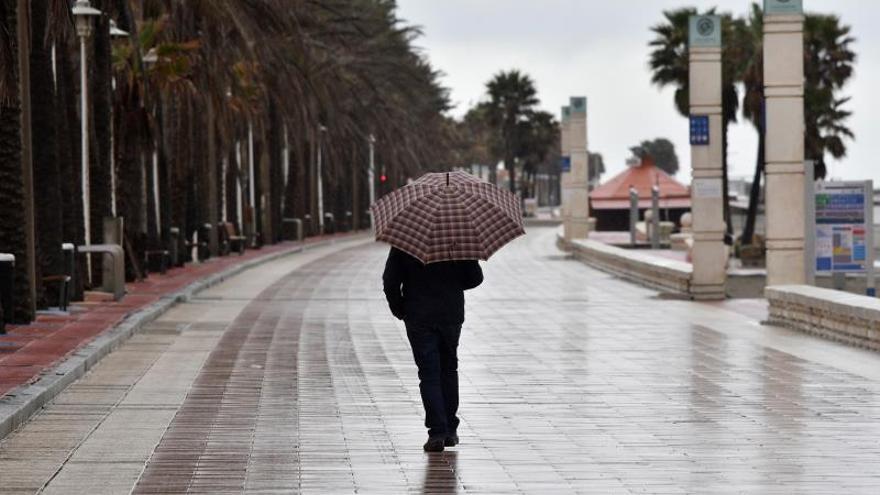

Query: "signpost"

xmin=814 ymin=180 xmax=875 ymax=296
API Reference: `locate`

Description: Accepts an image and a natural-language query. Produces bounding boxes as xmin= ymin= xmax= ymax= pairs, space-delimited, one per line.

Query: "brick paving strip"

xmin=2 ymin=226 xmax=880 ymax=493
xmin=0 ymin=234 xmax=367 ymax=440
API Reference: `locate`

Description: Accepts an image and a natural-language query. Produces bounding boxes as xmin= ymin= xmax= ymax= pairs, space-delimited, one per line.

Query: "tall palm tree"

xmin=485 ymin=70 xmax=539 ymax=193
xmin=738 ymin=4 xmax=855 ymax=244
xmin=0 ymin=1 xmax=34 ymax=322
xmin=31 ymin=0 xmax=71 ymax=306
xmin=649 ymin=8 xmax=739 ymax=241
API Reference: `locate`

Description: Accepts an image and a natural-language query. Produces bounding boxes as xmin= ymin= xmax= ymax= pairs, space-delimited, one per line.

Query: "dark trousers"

xmin=404 ymin=321 xmax=462 ymax=438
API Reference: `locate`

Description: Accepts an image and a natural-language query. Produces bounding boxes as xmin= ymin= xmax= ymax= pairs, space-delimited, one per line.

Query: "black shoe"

xmin=444 ymin=434 xmax=459 ymax=447
xmin=423 ymin=436 xmax=445 ymax=452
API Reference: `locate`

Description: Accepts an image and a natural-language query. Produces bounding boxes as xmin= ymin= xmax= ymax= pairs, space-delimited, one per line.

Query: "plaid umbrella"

xmin=371 ymin=171 xmax=525 ymax=263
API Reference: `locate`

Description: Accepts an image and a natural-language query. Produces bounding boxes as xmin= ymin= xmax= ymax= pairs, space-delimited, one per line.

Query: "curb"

xmin=0 ymin=234 xmax=368 ymax=440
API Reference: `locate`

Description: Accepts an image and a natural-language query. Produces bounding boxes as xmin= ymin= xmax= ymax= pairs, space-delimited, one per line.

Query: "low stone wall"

xmin=766 ymin=285 xmax=880 ymax=351
xmin=558 ymin=232 xmax=691 ymax=296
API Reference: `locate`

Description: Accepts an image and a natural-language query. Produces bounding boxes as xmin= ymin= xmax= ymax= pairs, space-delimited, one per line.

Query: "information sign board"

xmin=815 ymin=181 xmax=871 ymax=273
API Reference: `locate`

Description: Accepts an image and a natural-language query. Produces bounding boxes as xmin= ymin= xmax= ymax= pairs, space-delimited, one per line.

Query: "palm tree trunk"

xmin=721 ymin=120 xmax=732 ymax=243
xmin=0 ymin=1 xmax=35 ymax=322
xmin=741 ymin=131 xmax=765 ymax=245
xmin=31 ymin=0 xmax=65 ymax=306
xmin=91 ymin=1 xmax=113 ymax=253
xmin=56 ymin=34 xmax=85 ymax=298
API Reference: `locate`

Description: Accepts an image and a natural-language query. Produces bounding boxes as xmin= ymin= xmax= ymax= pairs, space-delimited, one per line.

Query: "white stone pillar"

xmin=563 ymin=97 xmax=590 ymax=240
xmin=688 ymin=15 xmax=727 ymax=300
xmin=764 ymin=0 xmax=805 ymax=286
xmin=560 ymin=106 xmax=570 ymax=222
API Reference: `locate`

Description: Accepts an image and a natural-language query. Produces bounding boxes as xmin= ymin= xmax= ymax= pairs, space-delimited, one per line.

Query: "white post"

xmin=248 ymin=122 xmax=256 ymax=214
xmin=80 ymin=35 xmax=92 ymax=283
xmin=317 ymin=127 xmax=325 ymax=234
xmin=866 ymin=180 xmax=876 ymax=297
xmin=235 ymin=141 xmax=243 ymax=232
xmin=282 ymin=124 xmax=289 ymax=213
xmin=368 ymin=134 xmax=376 ymax=227
xmin=152 ymin=149 xmax=161 ymax=235
xmin=221 ymin=156 xmax=228 ymax=223
xmin=688 ymin=15 xmax=727 ymax=300
xmin=764 ymin=0 xmax=806 ymax=286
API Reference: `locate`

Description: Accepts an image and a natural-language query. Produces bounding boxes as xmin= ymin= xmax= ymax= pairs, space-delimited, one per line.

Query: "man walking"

xmin=382 ymin=246 xmax=483 ymax=452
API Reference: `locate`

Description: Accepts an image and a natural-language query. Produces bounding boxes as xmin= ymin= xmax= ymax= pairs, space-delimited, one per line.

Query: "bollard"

xmin=0 ymin=254 xmax=15 ymax=333
xmin=651 ymin=185 xmax=660 ymax=250
xmin=282 ymin=218 xmax=303 ymax=241
xmin=62 ymin=243 xmax=76 ymax=289
xmin=200 ymin=224 xmax=213 ymax=260
xmin=324 ymin=213 xmax=335 ymax=234
xmin=629 ymin=186 xmax=639 ymax=246
xmin=169 ymin=227 xmax=180 ymax=266
xmin=304 ymin=214 xmax=312 ymax=237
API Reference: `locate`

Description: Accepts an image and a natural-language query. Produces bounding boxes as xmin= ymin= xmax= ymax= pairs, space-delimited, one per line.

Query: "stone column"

xmin=688 ymin=15 xmax=727 ymax=300
xmin=563 ymin=97 xmax=590 ymax=240
xmin=764 ymin=0 xmax=805 ymax=286
xmin=560 ymin=106 xmax=570 ymax=225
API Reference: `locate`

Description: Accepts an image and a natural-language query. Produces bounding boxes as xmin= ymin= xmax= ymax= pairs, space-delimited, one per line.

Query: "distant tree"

xmin=518 ymin=110 xmax=558 ymax=198
xmin=629 ymin=138 xmax=679 ymax=176
xmin=588 ymin=152 xmax=605 ymax=183
xmin=484 ymin=70 xmax=539 ymax=193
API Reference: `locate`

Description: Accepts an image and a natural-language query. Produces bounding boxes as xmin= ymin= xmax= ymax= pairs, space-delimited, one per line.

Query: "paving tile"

xmin=5 ymin=228 xmax=880 ymax=493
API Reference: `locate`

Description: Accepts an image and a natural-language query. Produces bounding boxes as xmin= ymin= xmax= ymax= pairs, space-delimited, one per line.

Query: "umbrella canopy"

xmin=371 ymin=171 xmax=525 ymax=263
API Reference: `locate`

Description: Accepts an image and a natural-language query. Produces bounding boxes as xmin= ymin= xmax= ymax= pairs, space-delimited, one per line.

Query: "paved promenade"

xmin=2 ymin=227 xmax=880 ymax=494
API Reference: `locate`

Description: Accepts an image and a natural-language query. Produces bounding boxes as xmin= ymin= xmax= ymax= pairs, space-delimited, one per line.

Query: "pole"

xmin=804 ymin=160 xmax=815 ymax=285
xmin=317 ymin=128 xmax=324 ymax=235
xmin=629 ymin=187 xmax=638 ymax=246
xmin=651 ymin=185 xmax=660 ymax=249
xmin=80 ymin=34 xmax=92 ymax=285
xmin=152 ymin=150 xmax=161 ymax=235
xmin=866 ymin=180 xmax=876 ymax=297
xmin=248 ymin=121 xmax=255 ymax=244
xmin=368 ymin=135 xmax=375 ymax=227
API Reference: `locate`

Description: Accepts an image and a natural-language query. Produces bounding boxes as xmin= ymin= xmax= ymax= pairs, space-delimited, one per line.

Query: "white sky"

xmin=396 ymin=0 xmax=879 ymax=185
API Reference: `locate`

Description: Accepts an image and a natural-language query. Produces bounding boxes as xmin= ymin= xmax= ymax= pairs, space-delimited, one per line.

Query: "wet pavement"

xmin=1 ymin=227 xmax=879 ymax=494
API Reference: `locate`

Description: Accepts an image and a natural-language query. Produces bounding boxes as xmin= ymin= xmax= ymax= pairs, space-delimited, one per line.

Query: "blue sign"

xmin=560 ymin=156 xmax=571 ymax=172
xmin=689 ymin=115 xmax=709 ymax=145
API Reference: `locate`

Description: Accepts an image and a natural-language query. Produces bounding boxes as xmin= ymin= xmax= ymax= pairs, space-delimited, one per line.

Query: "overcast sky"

xmin=396 ymin=0 xmax=879 ymax=185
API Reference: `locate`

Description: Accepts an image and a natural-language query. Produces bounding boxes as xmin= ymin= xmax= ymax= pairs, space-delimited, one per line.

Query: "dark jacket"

xmin=382 ymin=247 xmax=483 ymax=325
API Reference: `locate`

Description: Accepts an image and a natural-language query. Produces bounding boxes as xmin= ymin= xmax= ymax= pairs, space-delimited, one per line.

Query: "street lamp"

xmin=72 ymin=0 xmax=101 ymax=284
xmin=317 ymin=124 xmax=327 ymax=234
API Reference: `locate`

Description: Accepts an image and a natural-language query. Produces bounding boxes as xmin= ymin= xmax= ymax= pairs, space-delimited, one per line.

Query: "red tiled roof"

xmin=590 ymin=156 xmax=690 ymax=210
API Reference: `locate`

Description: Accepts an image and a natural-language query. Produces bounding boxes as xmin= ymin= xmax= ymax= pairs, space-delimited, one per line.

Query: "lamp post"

xmin=108 ymin=20 xmax=128 ymax=218
xmin=72 ymin=0 xmax=102 ymax=285
xmin=317 ymin=124 xmax=327 ymax=234
xmin=368 ymin=134 xmax=376 ymax=228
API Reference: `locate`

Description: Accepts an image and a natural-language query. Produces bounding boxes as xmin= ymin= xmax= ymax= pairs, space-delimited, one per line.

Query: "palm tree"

xmin=0 ymin=1 xmax=34 ymax=322
xmin=804 ymin=13 xmax=855 ymax=179
xmin=31 ymin=0 xmax=71 ymax=306
xmin=484 ymin=70 xmax=539 ymax=193
xmin=738 ymin=4 xmax=855 ymax=245
xmin=649 ymin=8 xmax=739 ymax=241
